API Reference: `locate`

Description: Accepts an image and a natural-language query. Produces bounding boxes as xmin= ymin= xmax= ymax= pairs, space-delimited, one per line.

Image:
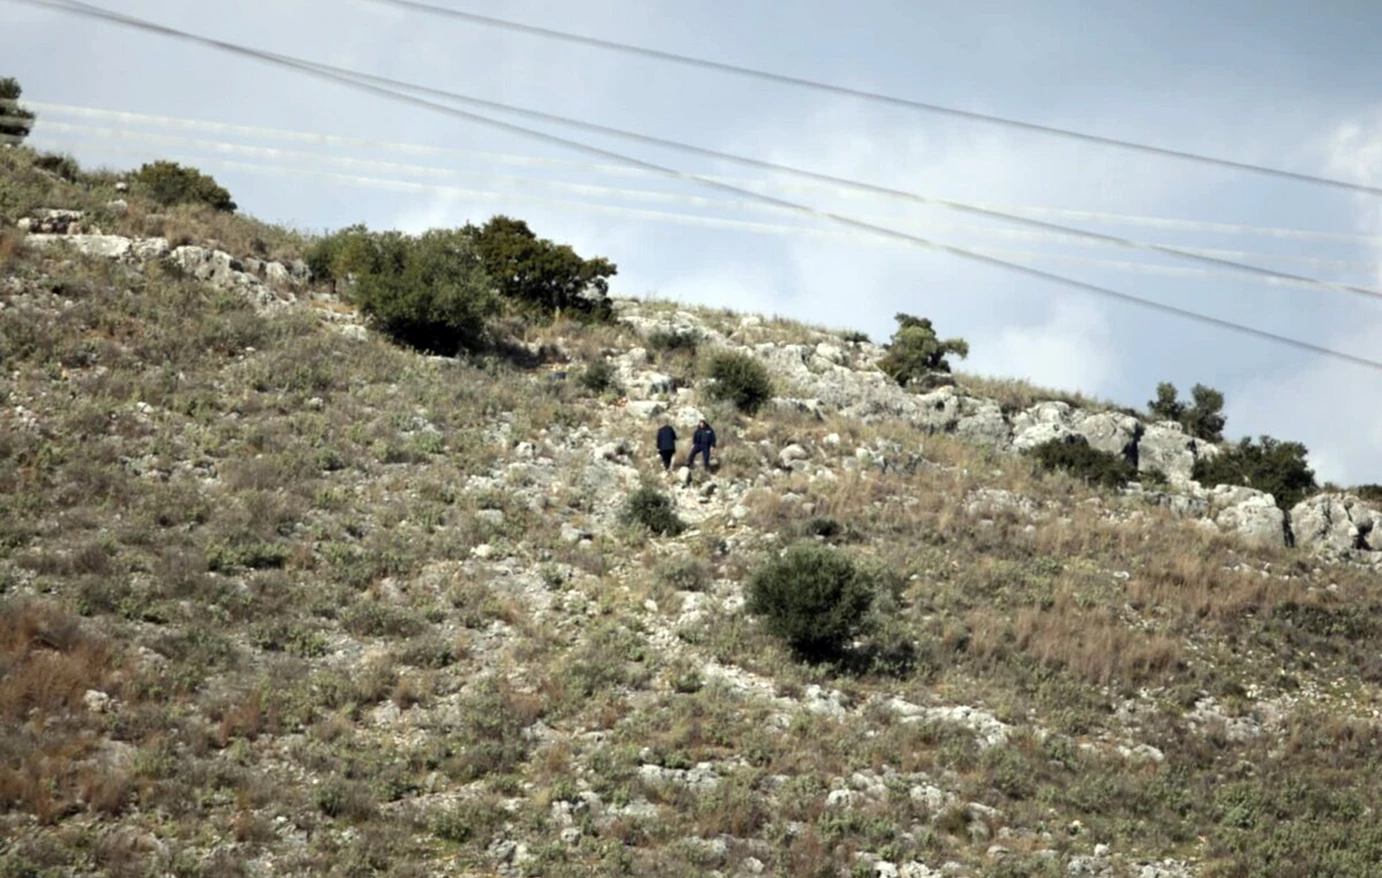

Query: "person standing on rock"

xmin=656 ymin=421 xmax=678 ymax=471
xmin=686 ymin=419 xmax=716 ymax=471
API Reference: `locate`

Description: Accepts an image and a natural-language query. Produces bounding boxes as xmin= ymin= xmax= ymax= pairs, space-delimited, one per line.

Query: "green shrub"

xmin=620 ymin=485 xmax=685 ymax=536
xmin=205 ymin=533 xmax=288 ymax=571
xmin=646 ymin=327 xmax=700 ymax=354
xmin=877 ymin=313 xmax=968 ymax=386
xmin=464 ymin=215 xmax=616 ymax=319
xmin=747 ymin=543 xmax=876 ymax=661
xmin=800 ymin=516 xmax=844 ymax=539
xmin=305 ymin=223 xmax=377 ymax=281
xmin=1193 ymin=435 xmax=1316 ymax=509
xmin=655 ymin=555 xmax=709 ymax=591
xmin=1028 ymin=436 xmax=1137 ymax=489
xmin=1352 ymin=484 xmax=1382 ymax=503
xmin=1147 ymin=381 xmax=1226 ymax=442
xmin=579 ymin=358 xmax=619 ymax=394
xmin=705 ymin=350 xmax=773 ymax=414
xmin=0 ymin=77 xmax=35 ymax=145
xmin=33 ymin=152 xmax=79 ymax=182
xmin=133 ymin=160 xmax=236 ymax=212
xmin=319 ymin=226 xmax=498 ymax=355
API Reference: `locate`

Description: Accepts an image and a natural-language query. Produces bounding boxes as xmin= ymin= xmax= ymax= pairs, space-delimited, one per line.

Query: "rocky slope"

xmin=5 ymin=198 xmax=1382 ymax=878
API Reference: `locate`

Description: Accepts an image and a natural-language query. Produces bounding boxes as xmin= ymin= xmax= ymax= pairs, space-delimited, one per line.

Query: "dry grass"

xmin=9 ymin=148 xmax=1382 ymax=876
xmin=956 ymin=372 xmax=1124 ymax=414
xmin=0 ymin=600 xmax=121 ymax=721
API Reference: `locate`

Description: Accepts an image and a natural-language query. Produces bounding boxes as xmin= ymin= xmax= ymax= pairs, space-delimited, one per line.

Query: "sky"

xmin=5 ymin=0 xmax=1382 ymax=485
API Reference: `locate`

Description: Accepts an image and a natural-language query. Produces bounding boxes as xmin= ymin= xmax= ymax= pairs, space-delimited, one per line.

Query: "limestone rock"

xmin=1207 ymin=485 xmax=1286 ymax=547
xmin=778 ymin=443 xmax=810 ymax=469
xmin=1137 ymin=422 xmax=1201 ymax=483
xmin=1073 ymin=410 xmax=1142 ymax=458
xmin=25 ymin=233 xmax=133 ymax=260
xmin=1291 ymin=494 xmax=1380 ymax=555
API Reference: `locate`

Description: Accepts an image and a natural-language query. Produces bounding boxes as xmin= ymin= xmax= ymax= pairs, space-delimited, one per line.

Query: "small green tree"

xmin=748 ymin=544 xmax=876 ymax=661
xmin=0 ymin=77 xmax=35 ymax=145
xmin=134 ymin=161 xmax=236 ymax=212
xmin=1192 ymin=435 xmax=1316 ymax=509
xmin=877 ymin=313 xmax=969 ymax=387
xmin=705 ymin=350 xmax=774 ymax=414
xmin=465 ymin=215 xmax=616 ymax=319
xmin=1147 ymin=382 xmax=1183 ymax=422
xmin=349 ymin=228 xmax=498 ymax=355
xmin=1146 ymin=381 xmax=1226 ymax=442
xmin=305 ymin=223 xmax=383 ymax=281
xmin=1183 ymin=384 xmax=1227 ymax=443
xmin=620 ymin=485 xmax=684 ymax=536
xmin=1028 ymin=436 xmax=1138 ymax=489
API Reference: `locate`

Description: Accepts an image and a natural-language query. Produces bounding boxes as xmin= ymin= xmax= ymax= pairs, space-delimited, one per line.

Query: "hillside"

xmin=4 ymin=147 xmax=1382 ymax=878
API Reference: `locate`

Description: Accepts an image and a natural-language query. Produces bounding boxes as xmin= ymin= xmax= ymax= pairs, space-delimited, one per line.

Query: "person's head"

xmin=698 ymin=420 xmax=708 ymax=429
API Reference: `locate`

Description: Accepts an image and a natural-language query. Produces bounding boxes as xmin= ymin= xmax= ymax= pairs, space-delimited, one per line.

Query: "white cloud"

xmin=1227 ymin=107 xmax=1382 ymax=486
xmin=967 ymin=296 xmax=1120 ymax=395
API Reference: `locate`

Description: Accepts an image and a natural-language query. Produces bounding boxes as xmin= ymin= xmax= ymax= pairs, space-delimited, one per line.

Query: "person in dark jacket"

xmin=655 ymin=422 xmax=678 ymax=471
xmin=686 ymin=419 xmax=716 ymax=470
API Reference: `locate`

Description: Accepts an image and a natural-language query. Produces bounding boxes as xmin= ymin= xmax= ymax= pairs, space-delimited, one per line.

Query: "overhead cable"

xmin=15 ymin=0 xmax=1382 ymax=372
xmin=361 ymin=0 xmax=1382 ymax=198
xmin=31 ymin=120 xmax=1378 ymax=277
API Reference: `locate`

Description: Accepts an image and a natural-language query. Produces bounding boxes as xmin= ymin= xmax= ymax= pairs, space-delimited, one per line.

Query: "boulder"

xmin=1011 ymin=421 xmax=1079 ymax=452
xmin=1137 ymin=422 xmax=1201 ymax=483
xmin=625 ymin=400 xmax=668 ymax=418
xmin=1073 ymin=411 xmax=1141 ymax=458
xmin=954 ymin=399 xmax=1013 ymax=449
xmin=778 ymin=443 xmax=810 ymax=469
xmin=1290 ymin=494 xmax=1380 ymax=555
xmin=1208 ymin=485 xmax=1286 ymax=547
xmin=1011 ymin=401 xmax=1081 ymax=451
xmin=25 ymin=234 xmax=132 ymax=260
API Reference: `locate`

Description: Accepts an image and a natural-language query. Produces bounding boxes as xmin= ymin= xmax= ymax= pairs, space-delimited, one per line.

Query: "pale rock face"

xmin=1073 ymin=410 xmax=1142 ymax=458
xmin=954 ymin=399 xmax=1012 ymax=449
xmin=1208 ymin=485 xmax=1286 ymax=547
xmin=1291 ymin=494 xmax=1380 ymax=554
xmin=1011 ymin=421 xmax=1080 ymax=453
xmin=1137 ymin=422 xmax=1201 ymax=483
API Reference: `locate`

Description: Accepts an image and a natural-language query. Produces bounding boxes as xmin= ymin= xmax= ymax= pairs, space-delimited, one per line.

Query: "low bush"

xmin=579 ymin=358 xmax=619 ymax=394
xmin=133 ymin=161 xmax=236 ymax=212
xmin=646 ymin=327 xmax=700 ymax=354
xmin=464 ymin=215 xmax=616 ymax=319
xmin=1027 ymin=436 xmax=1137 ymax=489
xmin=747 ymin=543 xmax=876 ymax=661
xmin=308 ymin=225 xmax=498 ymax=355
xmin=877 ymin=313 xmax=968 ymax=387
xmin=704 ymin=350 xmax=773 ymax=414
xmin=1147 ymin=381 xmax=1226 ymax=442
xmin=620 ymin=485 xmax=685 ymax=536
xmin=0 ymin=77 xmax=36 ymax=145
xmin=1193 ymin=435 xmax=1316 ymax=509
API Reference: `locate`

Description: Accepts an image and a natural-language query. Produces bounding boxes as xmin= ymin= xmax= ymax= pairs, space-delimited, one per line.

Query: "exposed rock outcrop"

xmin=1291 ymin=494 xmax=1381 ymax=556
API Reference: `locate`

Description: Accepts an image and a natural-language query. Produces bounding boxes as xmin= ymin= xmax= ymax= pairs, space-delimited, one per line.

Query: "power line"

xmin=31 ymin=120 xmax=1378 ymax=278
xmin=360 ymin=0 xmax=1382 ymax=199
xmin=63 ymin=143 xmax=1368 ymax=288
xmin=27 ymin=1 xmax=1379 ymax=309
xmin=16 ymin=0 xmax=1382 ymax=373
xmin=19 ymin=99 xmax=1382 ymax=247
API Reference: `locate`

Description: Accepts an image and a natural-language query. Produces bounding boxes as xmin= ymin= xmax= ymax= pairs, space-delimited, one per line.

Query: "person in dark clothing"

xmin=686 ymin=419 xmax=716 ymax=470
xmin=656 ymin=422 xmax=678 ymax=471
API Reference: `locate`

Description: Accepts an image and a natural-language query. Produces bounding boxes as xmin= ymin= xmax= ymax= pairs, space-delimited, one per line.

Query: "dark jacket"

xmin=656 ymin=425 xmax=677 ymax=451
xmin=692 ymin=426 xmax=717 ymax=450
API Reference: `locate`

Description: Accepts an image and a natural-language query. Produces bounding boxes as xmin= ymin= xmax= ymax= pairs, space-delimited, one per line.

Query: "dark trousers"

xmin=686 ymin=445 xmax=710 ymax=469
xmin=659 ymin=449 xmax=675 ymax=470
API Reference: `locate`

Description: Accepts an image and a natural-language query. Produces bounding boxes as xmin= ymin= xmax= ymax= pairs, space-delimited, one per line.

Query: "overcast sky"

xmin=6 ymin=0 xmax=1382 ymax=485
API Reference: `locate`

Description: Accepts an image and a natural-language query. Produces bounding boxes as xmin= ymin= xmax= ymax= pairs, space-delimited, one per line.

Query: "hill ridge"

xmin=5 ymin=166 xmax=1382 ymax=877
